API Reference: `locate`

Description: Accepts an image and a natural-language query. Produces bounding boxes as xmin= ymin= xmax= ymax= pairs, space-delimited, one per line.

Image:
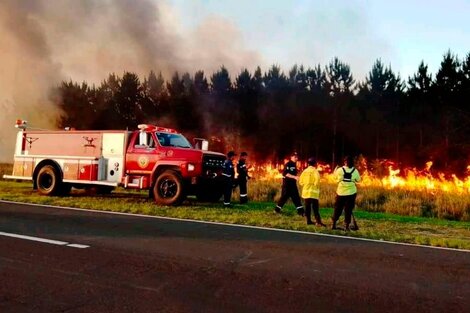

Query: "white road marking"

xmin=0 ymin=199 xmax=468 ymax=253
xmin=0 ymin=231 xmax=68 ymax=245
xmin=244 ymin=259 xmax=272 ymax=266
xmin=66 ymin=244 xmax=90 ymax=249
xmin=0 ymin=230 xmax=90 ymax=249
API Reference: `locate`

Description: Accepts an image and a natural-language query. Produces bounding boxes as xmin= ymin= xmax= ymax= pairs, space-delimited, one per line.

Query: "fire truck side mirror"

xmin=193 ymin=138 xmax=209 ymax=151
xmin=139 ymin=131 xmax=148 ymax=146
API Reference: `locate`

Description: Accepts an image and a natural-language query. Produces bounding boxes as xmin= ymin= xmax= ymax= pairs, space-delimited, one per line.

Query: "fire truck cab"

xmin=3 ymin=120 xmax=226 ymax=205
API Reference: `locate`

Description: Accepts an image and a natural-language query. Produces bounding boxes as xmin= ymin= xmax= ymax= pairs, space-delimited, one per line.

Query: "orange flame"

xmin=248 ymin=158 xmax=470 ymax=194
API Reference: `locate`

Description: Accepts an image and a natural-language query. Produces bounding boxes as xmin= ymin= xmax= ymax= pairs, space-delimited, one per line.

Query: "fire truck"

xmin=3 ymin=120 xmax=226 ymax=205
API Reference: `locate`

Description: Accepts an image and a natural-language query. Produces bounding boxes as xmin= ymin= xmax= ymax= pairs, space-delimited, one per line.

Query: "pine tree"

xmin=115 ymin=72 xmax=142 ymax=128
xmin=407 ymin=61 xmax=433 ymax=148
xmin=325 ymin=57 xmax=355 ymax=165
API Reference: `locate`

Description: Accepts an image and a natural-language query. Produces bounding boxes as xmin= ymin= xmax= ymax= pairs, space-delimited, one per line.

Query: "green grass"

xmin=1 ymin=179 xmax=470 ymax=250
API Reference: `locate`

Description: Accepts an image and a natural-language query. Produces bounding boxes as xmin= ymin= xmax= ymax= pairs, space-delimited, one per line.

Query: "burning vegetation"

xmin=242 ymin=158 xmax=470 ymax=222
xmin=251 ymin=157 xmax=470 ymax=194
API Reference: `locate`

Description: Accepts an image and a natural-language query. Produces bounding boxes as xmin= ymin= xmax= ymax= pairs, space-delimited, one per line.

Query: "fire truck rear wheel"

xmin=153 ymin=170 xmax=185 ymax=206
xmin=36 ymin=165 xmax=62 ymax=196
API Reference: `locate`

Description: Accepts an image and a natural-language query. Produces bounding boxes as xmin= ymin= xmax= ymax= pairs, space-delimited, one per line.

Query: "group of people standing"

xmin=222 ymin=151 xmax=250 ymax=207
xmin=275 ymin=152 xmax=361 ymax=230
xmin=221 ymin=151 xmax=361 ymax=231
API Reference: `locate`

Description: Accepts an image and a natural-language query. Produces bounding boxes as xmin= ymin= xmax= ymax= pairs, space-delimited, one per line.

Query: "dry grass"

xmin=0 ymin=163 xmax=13 ymax=180
xmin=243 ymin=179 xmax=470 ymax=221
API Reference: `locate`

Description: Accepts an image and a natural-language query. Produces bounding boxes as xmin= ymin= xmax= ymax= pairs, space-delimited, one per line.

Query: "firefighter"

xmin=274 ymin=152 xmax=304 ymax=215
xmin=299 ymin=157 xmax=326 ymax=226
xmin=332 ymin=156 xmax=361 ymax=230
xmin=222 ymin=151 xmax=237 ymax=207
xmin=236 ymin=152 xmax=250 ymax=204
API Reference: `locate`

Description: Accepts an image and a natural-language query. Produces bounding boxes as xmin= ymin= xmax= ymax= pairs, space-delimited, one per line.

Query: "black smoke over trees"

xmin=56 ymin=51 xmax=470 ymax=173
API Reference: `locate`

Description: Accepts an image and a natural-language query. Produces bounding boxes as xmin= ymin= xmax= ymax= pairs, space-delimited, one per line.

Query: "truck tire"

xmin=153 ymin=170 xmax=185 ymax=206
xmin=36 ymin=165 xmax=62 ymax=196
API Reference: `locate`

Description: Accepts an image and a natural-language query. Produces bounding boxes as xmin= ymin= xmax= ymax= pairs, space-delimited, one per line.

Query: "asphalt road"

xmin=0 ymin=200 xmax=469 ymax=313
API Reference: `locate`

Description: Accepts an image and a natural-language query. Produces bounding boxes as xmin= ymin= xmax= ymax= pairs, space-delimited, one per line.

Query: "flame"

xmin=248 ymin=158 xmax=470 ymax=194
xmin=248 ymin=161 xmax=285 ymax=180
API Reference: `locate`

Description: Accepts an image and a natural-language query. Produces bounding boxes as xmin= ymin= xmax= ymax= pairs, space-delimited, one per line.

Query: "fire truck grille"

xmin=202 ymin=155 xmax=225 ymax=170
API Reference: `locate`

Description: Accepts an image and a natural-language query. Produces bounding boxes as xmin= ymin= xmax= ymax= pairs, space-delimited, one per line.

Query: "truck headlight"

xmin=187 ymin=163 xmax=195 ymax=171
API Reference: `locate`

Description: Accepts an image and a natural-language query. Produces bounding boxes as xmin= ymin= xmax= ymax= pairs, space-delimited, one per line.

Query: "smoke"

xmin=0 ymin=1 xmax=62 ymax=162
xmin=0 ymin=0 xmax=264 ymax=162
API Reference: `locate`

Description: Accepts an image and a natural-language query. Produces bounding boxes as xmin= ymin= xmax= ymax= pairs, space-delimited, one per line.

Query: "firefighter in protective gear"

xmin=332 ymin=155 xmax=361 ymax=230
xmin=222 ymin=151 xmax=236 ymax=207
xmin=274 ymin=152 xmax=304 ymax=215
xmin=236 ymin=152 xmax=250 ymax=204
xmin=299 ymin=157 xmax=326 ymax=226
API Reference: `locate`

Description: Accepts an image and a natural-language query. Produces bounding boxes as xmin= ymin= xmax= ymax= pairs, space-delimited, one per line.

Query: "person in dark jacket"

xmin=222 ymin=151 xmax=236 ymax=207
xmin=236 ymin=152 xmax=250 ymax=204
xmin=274 ymin=152 xmax=304 ymax=216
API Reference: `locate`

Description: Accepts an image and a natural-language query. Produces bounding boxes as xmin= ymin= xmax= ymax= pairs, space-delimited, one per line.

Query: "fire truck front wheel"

xmin=153 ymin=170 xmax=185 ymax=206
xmin=36 ymin=165 xmax=62 ymax=196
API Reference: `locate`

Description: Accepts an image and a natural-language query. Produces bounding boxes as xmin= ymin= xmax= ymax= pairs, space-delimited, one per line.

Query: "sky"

xmin=169 ymin=0 xmax=470 ymax=80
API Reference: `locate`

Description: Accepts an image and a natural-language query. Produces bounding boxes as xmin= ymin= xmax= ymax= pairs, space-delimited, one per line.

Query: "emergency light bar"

xmin=138 ymin=124 xmax=157 ymax=131
xmin=137 ymin=124 xmax=178 ymax=133
xmin=15 ymin=119 xmax=27 ymax=130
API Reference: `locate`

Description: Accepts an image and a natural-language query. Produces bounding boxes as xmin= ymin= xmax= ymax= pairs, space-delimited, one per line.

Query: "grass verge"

xmin=1 ymin=180 xmax=470 ymax=250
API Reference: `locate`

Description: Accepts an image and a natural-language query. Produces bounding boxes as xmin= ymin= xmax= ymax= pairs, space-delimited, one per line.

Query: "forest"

xmin=55 ymin=51 xmax=470 ymax=173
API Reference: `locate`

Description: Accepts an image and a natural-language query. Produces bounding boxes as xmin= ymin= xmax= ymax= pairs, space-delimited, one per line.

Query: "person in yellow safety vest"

xmin=332 ymin=155 xmax=361 ymax=231
xmin=299 ymin=157 xmax=326 ymax=226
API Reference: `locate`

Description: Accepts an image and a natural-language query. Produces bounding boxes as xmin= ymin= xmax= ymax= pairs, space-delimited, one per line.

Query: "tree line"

xmin=55 ymin=50 xmax=470 ymax=173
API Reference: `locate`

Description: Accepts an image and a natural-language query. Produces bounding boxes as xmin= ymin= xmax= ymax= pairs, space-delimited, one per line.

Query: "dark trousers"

xmin=304 ymin=198 xmax=321 ymax=223
xmin=239 ymin=177 xmax=248 ymax=203
xmin=223 ymin=177 xmax=233 ymax=205
xmin=276 ymin=182 xmax=302 ymax=209
xmin=333 ymin=194 xmax=357 ymax=225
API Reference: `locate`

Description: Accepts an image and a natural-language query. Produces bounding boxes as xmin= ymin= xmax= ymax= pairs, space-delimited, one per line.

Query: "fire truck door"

xmin=126 ymin=132 xmax=159 ymax=174
xmin=102 ymin=133 xmax=126 ymax=182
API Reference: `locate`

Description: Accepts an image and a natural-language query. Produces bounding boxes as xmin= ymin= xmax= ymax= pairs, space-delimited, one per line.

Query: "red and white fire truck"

xmin=3 ymin=120 xmax=226 ymax=205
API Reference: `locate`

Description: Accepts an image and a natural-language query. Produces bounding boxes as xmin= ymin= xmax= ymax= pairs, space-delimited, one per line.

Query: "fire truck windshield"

xmin=155 ymin=132 xmax=192 ymax=148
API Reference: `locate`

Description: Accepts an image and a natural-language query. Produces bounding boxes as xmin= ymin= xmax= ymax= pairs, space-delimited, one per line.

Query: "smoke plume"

xmin=0 ymin=0 xmax=263 ymax=162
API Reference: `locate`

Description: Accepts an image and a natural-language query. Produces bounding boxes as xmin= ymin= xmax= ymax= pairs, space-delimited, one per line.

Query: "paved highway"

xmin=0 ymin=200 xmax=469 ymax=313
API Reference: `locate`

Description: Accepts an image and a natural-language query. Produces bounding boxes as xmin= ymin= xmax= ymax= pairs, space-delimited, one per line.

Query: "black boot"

xmin=331 ymin=219 xmax=343 ymax=230
xmin=314 ymin=212 xmax=325 ymax=227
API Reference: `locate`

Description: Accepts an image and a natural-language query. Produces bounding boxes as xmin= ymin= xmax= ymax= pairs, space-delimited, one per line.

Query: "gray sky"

xmin=170 ymin=0 xmax=470 ymax=79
